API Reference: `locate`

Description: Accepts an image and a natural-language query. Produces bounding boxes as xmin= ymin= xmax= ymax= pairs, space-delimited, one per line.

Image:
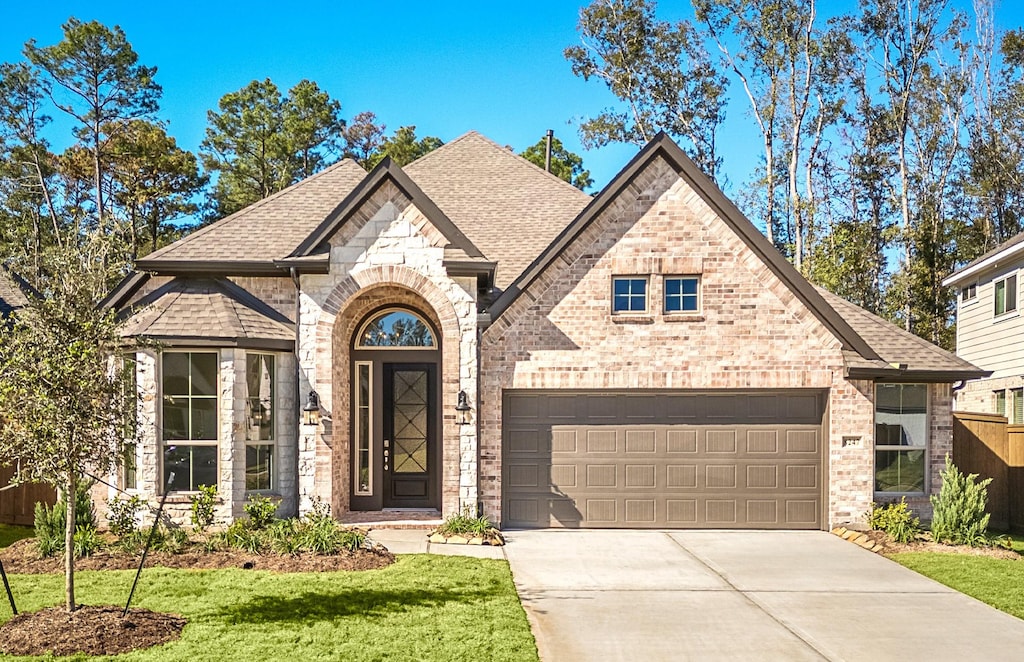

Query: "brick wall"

xmin=480 ymin=156 xmax=876 ymax=527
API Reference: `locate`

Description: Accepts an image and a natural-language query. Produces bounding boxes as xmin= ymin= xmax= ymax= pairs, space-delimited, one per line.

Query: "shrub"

xmin=267 ymin=519 xmax=302 ymax=555
xmin=190 ymin=484 xmax=218 ymax=533
xmin=106 ymin=494 xmax=146 ymax=538
xmin=243 ymin=495 xmax=279 ymax=530
xmin=930 ymin=455 xmax=992 ymax=547
xmin=868 ymin=498 xmax=920 ymax=543
xmin=73 ymin=525 xmax=101 ymax=558
xmin=224 ymin=520 xmax=264 ymax=554
xmin=34 ymin=481 xmax=98 ymax=557
xmin=437 ymin=506 xmax=492 ymax=537
xmin=156 ymin=525 xmax=190 ymax=554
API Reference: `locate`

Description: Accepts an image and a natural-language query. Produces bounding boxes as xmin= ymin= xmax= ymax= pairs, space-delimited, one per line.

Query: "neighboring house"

xmin=0 ymin=266 xmax=57 ymax=525
xmin=103 ymin=131 xmax=984 ymax=529
xmin=943 ymin=232 xmax=1024 ymax=423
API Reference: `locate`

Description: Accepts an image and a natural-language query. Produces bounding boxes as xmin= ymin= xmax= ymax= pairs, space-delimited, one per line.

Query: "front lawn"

xmin=890 ymin=552 xmax=1024 ymax=620
xmin=0 ymin=555 xmax=538 ymax=661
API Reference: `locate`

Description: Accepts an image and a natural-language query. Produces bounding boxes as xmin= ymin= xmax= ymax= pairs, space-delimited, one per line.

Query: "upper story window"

xmin=960 ymin=283 xmax=977 ymax=302
xmin=356 ymin=309 xmax=436 ymax=348
xmin=612 ymin=277 xmax=648 ymax=313
xmin=664 ymin=277 xmax=700 ymax=313
xmin=162 ymin=351 xmax=218 ymax=492
xmin=994 ymin=274 xmax=1017 ymax=316
xmin=875 ymin=383 xmax=928 ymax=495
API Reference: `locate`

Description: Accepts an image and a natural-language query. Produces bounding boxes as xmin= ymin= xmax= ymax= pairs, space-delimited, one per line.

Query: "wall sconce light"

xmin=302 ymin=390 xmax=321 ymax=426
xmin=455 ymin=390 xmax=472 ymax=425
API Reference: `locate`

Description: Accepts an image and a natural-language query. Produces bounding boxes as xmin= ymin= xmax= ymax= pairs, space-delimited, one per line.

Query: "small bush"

xmin=437 ymin=506 xmax=492 ymax=537
xmin=243 ymin=495 xmax=279 ymax=530
xmin=156 ymin=525 xmax=190 ymax=554
xmin=267 ymin=519 xmax=301 ymax=555
xmin=73 ymin=525 xmax=101 ymax=558
xmin=190 ymin=484 xmax=218 ymax=533
xmin=34 ymin=481 xmax=98 ymax=558
xmin=868 ymin=498 xmax=920 ymax=543
xmin=223 ymin=520 xmax=264 ymax=554
xmin=106 ymin=494 xmax=146 ymax=538
xmin=116 ymin=530 xmax=147 ymax=555
xmin=930 ymin=455 xmax=992 ymax=546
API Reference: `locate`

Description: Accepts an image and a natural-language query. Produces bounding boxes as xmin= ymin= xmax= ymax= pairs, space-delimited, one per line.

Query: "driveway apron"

xmin=503 ymin=530 xmax=1024 ymax=661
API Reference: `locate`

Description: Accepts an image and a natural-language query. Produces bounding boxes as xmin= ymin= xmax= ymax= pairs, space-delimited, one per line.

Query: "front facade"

xmin=944 ymin=233 xmax=1024 ymax=422
xmin=105 ymin=132 xmax=983 ymax=528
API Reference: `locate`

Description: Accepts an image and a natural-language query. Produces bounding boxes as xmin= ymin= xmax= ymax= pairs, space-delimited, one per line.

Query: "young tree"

xmin=0 ymin=236 xmax=135 ymax=612
xmin=24 ymin=18 xmax=161 ymax=233
xmin=520 ymin=134 xmax=594 ymax=190
xmin=341 ymin=111 xmax=387 ymax=169
xmin=565 ymin=0 xmax=729 ymax=180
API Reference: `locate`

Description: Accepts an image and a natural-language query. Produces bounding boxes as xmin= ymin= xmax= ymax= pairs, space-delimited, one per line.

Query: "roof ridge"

xmin=142 ymin=159 xmax=365 ymax=262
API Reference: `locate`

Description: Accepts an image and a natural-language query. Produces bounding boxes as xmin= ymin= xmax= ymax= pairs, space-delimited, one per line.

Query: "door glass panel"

xmin=355 ymin=362 xmax=372 ymax=494
xmin=392 ymin=370 xmax=428 ymax=473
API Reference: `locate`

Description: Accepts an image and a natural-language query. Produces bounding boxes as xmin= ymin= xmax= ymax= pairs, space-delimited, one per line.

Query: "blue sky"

xmin=3 ymin=1 xmax=1023 ymax=197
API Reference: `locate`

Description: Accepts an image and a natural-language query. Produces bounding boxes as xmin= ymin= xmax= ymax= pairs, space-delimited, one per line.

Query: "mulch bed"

xmin=0 ymin=538 xmax=396 ymax=574
xmin=840 ymin=528 xmax=1022 ymax=560
xmin=0 ymin=605 xmax=185 ymax=656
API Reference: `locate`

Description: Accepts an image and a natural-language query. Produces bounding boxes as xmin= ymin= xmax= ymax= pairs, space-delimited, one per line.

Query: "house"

xmin=103 ymin=131 xmax=985 ymax=529
xmin=943 ymin=232 xmax=1024 ymax=423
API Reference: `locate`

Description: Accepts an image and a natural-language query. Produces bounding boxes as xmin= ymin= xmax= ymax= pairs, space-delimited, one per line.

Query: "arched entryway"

xmin=350 ymin=307 xmax=441 ymax=511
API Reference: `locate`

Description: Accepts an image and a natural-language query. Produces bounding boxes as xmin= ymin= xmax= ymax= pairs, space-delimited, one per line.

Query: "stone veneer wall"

xmin=479 ymin=156 xmax=878 ymax=528
xmin=296 ymin=182 xmax=478 ymax=517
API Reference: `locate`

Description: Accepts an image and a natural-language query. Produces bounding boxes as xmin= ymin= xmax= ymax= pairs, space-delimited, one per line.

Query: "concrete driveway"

xmin=504 ymin=530 xmax=1024 ymax=661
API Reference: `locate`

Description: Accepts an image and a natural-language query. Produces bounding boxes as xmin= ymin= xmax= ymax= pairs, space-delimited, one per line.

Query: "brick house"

xmin=104 ymin=131 xmax=984 ymax=529
xmin=942 ymin=231 xmax=1024 ymax=422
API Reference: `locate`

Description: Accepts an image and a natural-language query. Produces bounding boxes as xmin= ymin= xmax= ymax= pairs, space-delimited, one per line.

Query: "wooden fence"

xmin=952 ymin=411 xmax=1024 ymax=531
xmin=0 ymin=465 xmax=56 ymax=526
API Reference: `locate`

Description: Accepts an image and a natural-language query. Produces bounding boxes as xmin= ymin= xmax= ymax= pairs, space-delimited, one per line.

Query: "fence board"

xmin=0 ymin=465 xmax=56 ymax=526
xmin=952 ymin=412 xmax=1010 ymax=530
xmin=1009 ymin=425 xmax=1024 ymax=532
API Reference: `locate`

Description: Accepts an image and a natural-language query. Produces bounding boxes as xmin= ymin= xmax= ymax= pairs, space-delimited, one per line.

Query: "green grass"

xmin=0 ymin=555 xmax=538 ymax=661
xmin=891 ymin=552 xmax=1024 ymax=620
xmin=0 ymin=526 xmax=32 ymax=550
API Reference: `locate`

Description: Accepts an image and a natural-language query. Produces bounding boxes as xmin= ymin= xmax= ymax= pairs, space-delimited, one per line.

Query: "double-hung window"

xmin=994 ymin=274 xmax=1017 ymax=316
xmin=162 ymin=352 xmax=218 ymax=491
xmin=245 ymin=354 xmax=275 ymax=491
xmin=875 ymin=384 xmax=928 ymax=494
xmin=612 ymin=277 xmax=648 ymax=313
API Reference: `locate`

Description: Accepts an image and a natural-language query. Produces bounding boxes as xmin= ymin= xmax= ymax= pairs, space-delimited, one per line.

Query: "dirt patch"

xmin=0 ymin=538 xmax=396 ymax=574
xmin=0 ymin=605 xmax=185 ymax=657
xmin=886 ymin=537 xmax=1022 ymax=560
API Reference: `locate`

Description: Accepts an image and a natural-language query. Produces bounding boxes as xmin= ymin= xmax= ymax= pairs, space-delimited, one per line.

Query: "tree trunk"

xmin=64 ymin=471 xmax=76 ymax=612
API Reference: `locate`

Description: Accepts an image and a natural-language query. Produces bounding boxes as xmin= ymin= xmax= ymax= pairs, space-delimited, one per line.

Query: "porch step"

xmin=340 ymin=509 xmax=443 ymax=530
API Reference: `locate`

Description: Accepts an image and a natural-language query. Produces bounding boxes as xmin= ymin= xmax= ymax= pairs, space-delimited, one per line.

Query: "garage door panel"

xmin=503 ymin=390 xmax=825 ymax=530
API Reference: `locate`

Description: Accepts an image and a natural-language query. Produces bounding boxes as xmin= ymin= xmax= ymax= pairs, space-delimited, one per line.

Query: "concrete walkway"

xmin=503 ymin=530 xmax=1024 ymax=661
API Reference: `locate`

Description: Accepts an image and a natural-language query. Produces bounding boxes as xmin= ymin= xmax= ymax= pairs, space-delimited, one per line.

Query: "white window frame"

xmin=664 ymin=276 xmax=701 ymax=314
xmin=612 ymin=276 xmax=649 ymax=314
xmin=994 ymin=272 xmax=1018 ymax=317
xmin=874 ymin=383 xmax=929 ymax=496
xmin=244 ymin=352 xmax=276 ymax=492
xmin=960 ymin=282 xmax=977 ymax=304
xmin=160 ymin=350 xmax=219 ymax=493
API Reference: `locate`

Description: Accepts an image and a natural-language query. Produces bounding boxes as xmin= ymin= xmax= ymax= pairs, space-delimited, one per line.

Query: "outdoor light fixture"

xmin=455 ymin=390 xmax=472 ymax=425
xmin=302 ymin=390 xmax=321 ymax=426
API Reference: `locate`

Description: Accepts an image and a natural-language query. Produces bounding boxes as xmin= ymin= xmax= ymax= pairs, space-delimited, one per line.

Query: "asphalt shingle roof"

xmin=0 ymin=268 xmax=31 ymax=318
xmin=816 ymin=287 xmax=983 ymax=377
xmin=120 ymin=278 xmax=294 ymax=345
xmin=947 ymin=230 xmax=1024 ymax=280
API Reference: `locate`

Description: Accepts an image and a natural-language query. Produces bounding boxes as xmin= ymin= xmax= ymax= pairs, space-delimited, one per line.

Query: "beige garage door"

xmin=502 ymin=390 xmax=826 ymax=529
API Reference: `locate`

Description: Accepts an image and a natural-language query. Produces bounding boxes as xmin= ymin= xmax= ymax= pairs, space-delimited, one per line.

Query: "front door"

xmin=383 ymin=363 xmax=437 ymax=508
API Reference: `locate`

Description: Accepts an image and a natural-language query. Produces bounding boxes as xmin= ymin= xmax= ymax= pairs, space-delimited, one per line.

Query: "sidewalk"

xmin=368 ymin=528 xmax=506 ymax=559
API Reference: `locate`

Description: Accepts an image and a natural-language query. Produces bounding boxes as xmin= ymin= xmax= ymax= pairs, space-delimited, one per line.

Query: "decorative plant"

xmin=243 ymin=494 xmax=279 ymax=530
xmin=106 ymin=494 xmax=146 ymax=538
xmin=867 ymin=498 xmax=920 ymax=543
xmin=930 ymin=455 xmax=992 ymax=547
xmin=435 ymin=506 xmax=494 ymax=537
xmin=189 ymin=484 xmax=217 ymax=533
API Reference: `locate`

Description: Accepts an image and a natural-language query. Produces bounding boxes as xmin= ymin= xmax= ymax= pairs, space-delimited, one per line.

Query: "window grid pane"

xmin=665 ymin=277 xmax=699 ymax=313
xmin=162 ymin=352 xmax=218 ymax=492
xmin=245 ymin=444 xmax=274 ymax=491
xmin=874 ymin=384 xmax=928 ymax=494
xmin=612 ymin=278 xmax=647 ymax=312
xmin=245 ymin=354 xmax=275 ymax=442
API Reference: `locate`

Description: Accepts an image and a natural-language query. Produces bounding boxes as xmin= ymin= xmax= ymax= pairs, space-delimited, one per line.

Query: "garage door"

xmin=502 ymin=390 xmax=826 ymax=529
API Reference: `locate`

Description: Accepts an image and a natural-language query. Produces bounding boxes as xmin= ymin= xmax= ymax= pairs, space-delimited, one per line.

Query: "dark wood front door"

xmin=383 ymin=364 xmax=437 ymax=508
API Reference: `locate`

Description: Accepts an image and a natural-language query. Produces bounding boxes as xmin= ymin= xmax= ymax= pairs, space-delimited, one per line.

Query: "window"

xmin=1012 ymin=388 xmax=1024 ymax=425
xmin=121 ymin=356 xmax=138 ymax=490
xmin=612 ymin=277 xmax=648 ymax=313
xmin=356 ymin=309 xmax=436 ymax=348
xmin=996 ymin=390 xmax=1007 ymax=417
xmin=994 ymin=274 xmax=1017 ymax=316
xmin=664 ymin=277 xmax=700 ymax=313
xmin=354 ymin=361 xmax=372 ymax=495
xmin=162 ymin=352 xmax=218 ymax=491
xmin=245 ymin=354 xmax=275 ymax=491
xmin=875 ymin=384 xmax=928 ymax=494
xmin=961 ymin=283 xmax=977 ymax=302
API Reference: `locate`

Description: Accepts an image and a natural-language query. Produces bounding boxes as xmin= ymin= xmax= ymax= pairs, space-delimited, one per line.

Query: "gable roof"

xmin=404 ymin=131 xmax=592 ymax=288
xmin=135 ymin=160 xmax=368 ymax=274
xmin=816 ymin=288 xmax=988 ymax=381
xmin=290 ymin=156 xmax=485 ymax=260
xmin=119 ymin=278 xmax=294 ymax=350
xmin=489 ymin=132 xmax=878 ymax=359
xmin=943 ymin=229 xmax=1024 ymax=287
xmin=0 ymin=266 xmax=33 ymax=318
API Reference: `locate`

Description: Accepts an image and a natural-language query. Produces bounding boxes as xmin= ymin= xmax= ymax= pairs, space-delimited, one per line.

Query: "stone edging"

xmin=427 ymin=532 xmax=505 ymax=546
xmin=831 ymin=527 xmax=886 ymax=553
